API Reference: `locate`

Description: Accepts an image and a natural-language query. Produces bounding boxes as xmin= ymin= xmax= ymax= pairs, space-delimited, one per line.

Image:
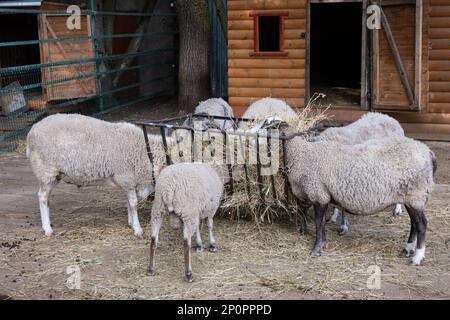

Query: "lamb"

xmin=26 ymin=113 xmax=174 ymax=237
xmin=313 ymin=112 xmax=406 ymax=235
xmin=240 ymin=97 xmax=297 ymax=132
xmin=283 ymin=130 xmax=436 ymax=265
xmin=147 ymin=162 xmax=224 ymax=282
xmin=195 ymin=97 xmax=235 ymax=130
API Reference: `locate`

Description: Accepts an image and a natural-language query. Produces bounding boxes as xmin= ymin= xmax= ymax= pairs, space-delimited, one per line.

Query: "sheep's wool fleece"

xmin=27 ymin=114 xmax=160 ymax=190
xmin=286 ymin=136 xmax=435 ymax=214
xmin=316 ymin=112 xmax=404 ymax=144
xmin=152 ymin=163 xmax=223 ymax=231
xmin=242 ymin=97 xmax=297 ymax=123
xmin=195 ymin=98 xmax=235 ymax=130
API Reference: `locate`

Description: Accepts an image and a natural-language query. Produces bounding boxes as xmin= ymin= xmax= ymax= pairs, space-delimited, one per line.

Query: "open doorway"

xmin=310 ymin=2 xmax=362 ymax=107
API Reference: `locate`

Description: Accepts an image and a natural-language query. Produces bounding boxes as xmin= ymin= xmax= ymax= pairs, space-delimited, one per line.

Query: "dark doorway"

xmin=310 ymin=3 xmax=362 ymax=106
xmin=0 ymin=14 xmax=41 ymax=89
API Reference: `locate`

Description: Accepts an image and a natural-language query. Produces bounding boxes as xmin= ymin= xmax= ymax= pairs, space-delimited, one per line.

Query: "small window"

xmin=250 ymin=11 xmax=289 ymax=57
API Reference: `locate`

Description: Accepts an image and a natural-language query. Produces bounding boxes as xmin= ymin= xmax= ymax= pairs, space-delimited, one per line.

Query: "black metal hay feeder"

xmin=135 ymin=114 xmax=320 ymax=234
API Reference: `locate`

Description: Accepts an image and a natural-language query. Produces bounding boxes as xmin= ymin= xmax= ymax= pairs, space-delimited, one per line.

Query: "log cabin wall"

xmin=427 ymin=0 xmax=450 ymax=113
xmin=227 ymin=0 xmax=307 ymax=116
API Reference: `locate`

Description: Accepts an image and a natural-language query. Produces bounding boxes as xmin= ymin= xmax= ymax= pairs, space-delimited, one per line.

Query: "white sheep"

xmin=240 ymin=97 xmax=297 ymax=132
xmin=284 ymin=131 xmax=436 ymax=265
xmin=195 ymin=97 xmax=235 ymax=130
xmin=147 ymin=162 xmax=224 ymax=282
xmin=26 ymin=113 xmax=174 ymax=237
xmin=313 ymin=112 xmax=406 ymax=235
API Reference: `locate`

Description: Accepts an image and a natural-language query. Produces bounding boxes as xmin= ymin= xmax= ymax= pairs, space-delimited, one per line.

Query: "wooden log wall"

xmin=227 ymin=0 xmax=307 ymax=116
xmin=428 ymin=0 xmax=450 ymax=113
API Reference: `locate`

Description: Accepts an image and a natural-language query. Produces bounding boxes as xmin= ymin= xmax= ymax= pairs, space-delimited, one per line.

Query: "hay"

xmin=221 ymin=94 xmax=330 ymax=223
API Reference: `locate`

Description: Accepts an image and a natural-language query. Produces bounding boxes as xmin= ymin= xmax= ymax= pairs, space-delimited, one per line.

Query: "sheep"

xmin=283 ymin=130 xmax=436 ymax=265
xmin=313 ymin=112 xmax=406 ymax=235
xmin=240 ymin=97 xmax=297 ymax=132
xmin=26 ymin=113 xmax=174 ymax=237
xmin=195 ymin=97 xmax=235 ymax=130
xmin=147 ymin=162 xmax=224 ymax=282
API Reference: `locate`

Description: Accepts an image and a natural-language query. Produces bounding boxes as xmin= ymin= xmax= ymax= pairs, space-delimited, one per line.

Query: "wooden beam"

xmin=360 ymin=0 xmax=368 ymax=109
xmin=381 ymin=0 xmax=416 ymax=6
xmin=213 ymin=0 xmax=228 ymax=41
xmin=380 ymin=8 xmax=417 ymax=109
xmin=415 ymin=0 xmax=423 ymax=110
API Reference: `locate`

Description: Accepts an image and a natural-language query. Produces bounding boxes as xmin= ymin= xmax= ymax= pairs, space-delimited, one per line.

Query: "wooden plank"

xmin=229 ymin=77 xmax=305 ymax=88
xmin=229 ymin=38 xmax=305 ymax=49
xmin=415 ymin=0 xmax=422 ymax=110
xmin=429 ymin=71 xmax=450 ymax=81
xmin=44 ymin=20 xmax=91 ymax=95
xmin=230 ymin=96 xmax=305 ymax=108
xmin=228 ymin=9 xmax=306 ymax=20
xmin=361 ymin=0 xmax=368 ymax=108
xmin=430 ymin=17 xmax=450 ymax=28
xmin=228 ymin=49 xmax=305 ymax=59
xmin=429 ymin=28 xmax=450 ymax=38
xmin=380 ymin=8 xmax=416 ymax=108
xmin=228 ymin=68 xmax=305 ymax=78
xmin=429 ymin=60 xmax=450 ymax=70
xmin=429 ymin=49 xmax=450 ymax=60
xmin=430 ymin=6 xmax=450 ymax=17
xmin=429 ymin=82 xmax=450 ymax=92
xmin=228 ymin=58 xmax=305 ymax=68
xmin=229 ymin=87 xmax=305 ymax=98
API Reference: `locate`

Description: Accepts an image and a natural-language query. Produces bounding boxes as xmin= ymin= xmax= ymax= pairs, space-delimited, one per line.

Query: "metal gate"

xmin=0 ymin=0 xmax=178 ymax=152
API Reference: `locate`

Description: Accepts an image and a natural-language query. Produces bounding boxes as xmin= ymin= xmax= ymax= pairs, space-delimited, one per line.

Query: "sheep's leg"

xmin=127 ymin=190 xmax=143 ymax=237
xmin=339 ymin=211 xmax=349 ymax=236
xmin=207 ymin=217 xmax=217 ymax=252
xmin=405 ymin=206 xmax=427 ymax=265
xmin=127 ymin=202 xmax=133 ymax=226
xmin=393 ymin=204 xmax=403 ymax=216
xmin=38 ymin=181 xmax=58 ymax=237
xmin=195 ymin=223 xmax=203 ymax=252
xmin=331 ymin=207 xmax=340 ymax=223
xmin=311 ymin=202 xmax=328 ymax=257
xmin=183 ymin=226 xmax=194 ymax=283
xmin=147 ymin=215 xmax=162 ymax=276
xmin=296 ymin=202 xmax=308 ymax=236
xmin=401 ymin=216 xmax=417 ymax=257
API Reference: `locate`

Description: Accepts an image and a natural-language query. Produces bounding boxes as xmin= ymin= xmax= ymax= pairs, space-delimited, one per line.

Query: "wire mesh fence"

xmin=0 ymin=0 xmax=179 ymax=152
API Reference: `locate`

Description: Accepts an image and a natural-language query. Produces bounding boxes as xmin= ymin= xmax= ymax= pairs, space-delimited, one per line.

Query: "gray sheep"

xmin=147 ymin=162 xmax=224 ymax=282
xmin=26 ymin=114 xmax=174 ymax=237
xmin=284 ymin=130 xmax=436 ymax=265
xmin=313 ymin=112 xmax=405 ymax=235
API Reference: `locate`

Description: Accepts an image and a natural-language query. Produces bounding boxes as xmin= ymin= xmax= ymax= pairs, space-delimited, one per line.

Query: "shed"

xmin=226 ymin=0 xmax=450 ymax=136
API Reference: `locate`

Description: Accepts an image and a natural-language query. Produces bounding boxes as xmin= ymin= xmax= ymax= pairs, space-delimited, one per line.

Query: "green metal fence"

xmin=0 ymin=0 xmax=178 ymax=152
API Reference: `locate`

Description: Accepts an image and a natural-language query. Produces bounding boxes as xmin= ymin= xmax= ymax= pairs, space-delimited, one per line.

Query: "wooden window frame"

xmin=249 ymin=11 xmax=289 ymax=57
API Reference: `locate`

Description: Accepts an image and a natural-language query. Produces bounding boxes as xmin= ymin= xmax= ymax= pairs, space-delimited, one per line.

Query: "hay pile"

xmin=220 ymin=94 xmax=330 ymax=223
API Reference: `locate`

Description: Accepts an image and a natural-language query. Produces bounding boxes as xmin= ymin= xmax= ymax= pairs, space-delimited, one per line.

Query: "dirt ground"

xmin=0 ymin=99 xmax=449 ymax=300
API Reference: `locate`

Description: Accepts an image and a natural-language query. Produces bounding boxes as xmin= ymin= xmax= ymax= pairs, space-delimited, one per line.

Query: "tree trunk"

xmin=176 ymin=0 xmax=211 ymax=113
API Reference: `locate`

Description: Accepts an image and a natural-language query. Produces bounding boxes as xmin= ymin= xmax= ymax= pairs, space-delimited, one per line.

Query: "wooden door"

xmin=371 ymin=0 xmax=421 ymax=110
xmin=38 ymin=11 xmax=98 ymax=101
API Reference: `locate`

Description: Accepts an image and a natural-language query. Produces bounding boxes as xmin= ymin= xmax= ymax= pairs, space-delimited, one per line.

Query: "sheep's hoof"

xmin=185 ymin=273 xmax=193 ymax=283
xmin=133 ymin=228 xmax=144 ymax=238
xmin=195 ymin=245 xmax=203 ymax=253
xmin=310 ymin=250 xmax=321 ymax=257
xmin=338 ymin=226 xmax=348 ymax=236
xmin=400 ymin=248 xmax=413 ymax=257
xmin=43 ymin=228 xmax=53 ymax=237
xmin=209 ymin=245 xmax=217 ymax=252
xmin=147 ymin=267 xmax=156 ymax=276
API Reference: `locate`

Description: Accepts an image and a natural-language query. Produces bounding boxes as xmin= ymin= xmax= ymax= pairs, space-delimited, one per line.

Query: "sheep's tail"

xmin=430 ymin=150 xmax=437 ymax=178
xmin=161 ymin=189 xmax=181 ymax=228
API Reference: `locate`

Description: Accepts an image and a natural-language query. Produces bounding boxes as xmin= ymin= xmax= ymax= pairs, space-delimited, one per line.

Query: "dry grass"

xmin=1 ymin=183 xmax=449 ymax=300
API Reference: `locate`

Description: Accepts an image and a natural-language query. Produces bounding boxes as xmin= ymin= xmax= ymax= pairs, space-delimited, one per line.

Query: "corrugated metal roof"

xmin=0 ymin=1 xmax=42 ymax=7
